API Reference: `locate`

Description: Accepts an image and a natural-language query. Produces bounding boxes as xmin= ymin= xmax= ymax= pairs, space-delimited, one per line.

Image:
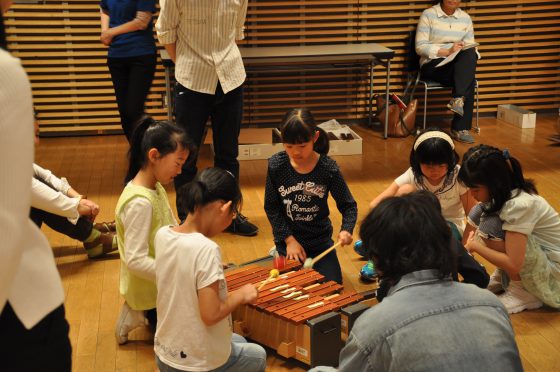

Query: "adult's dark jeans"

xmin=173 ymin=82 xmax=243 ymax=220
xmin=108 ymin=53 xmax=157 ymax=142
xmin=420 ymin=48 xmax=477 ymax=131
xmin=30 ymin=207 xmax=92 ymax=242
xmin=0 ymin=303 xmax=72 ymax=372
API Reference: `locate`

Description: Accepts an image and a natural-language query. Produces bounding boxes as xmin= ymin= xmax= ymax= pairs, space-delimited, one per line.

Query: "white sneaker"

xmin=498 ymin=282 xmax=543 ymax=314
xmin=268 ymin=246 xmax=277 ymax=256
xmin=487 ymin=268 xmax=504 ymax=294
xmin=115 ymin=302 xmax=147 ymax=345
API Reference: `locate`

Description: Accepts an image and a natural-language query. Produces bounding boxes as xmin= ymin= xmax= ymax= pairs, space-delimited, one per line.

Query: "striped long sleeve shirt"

xmin=415 ymin=4 xmax=479 ymax=66
xmin=156 ymin=0 xmax=248 ymax=95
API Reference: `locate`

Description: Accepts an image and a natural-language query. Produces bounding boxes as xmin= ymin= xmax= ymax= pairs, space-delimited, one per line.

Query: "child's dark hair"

xmin=360 ymin=190 xmax=456 ymax=285
xmin=280 ymin=108 xmax=329 ymax=155
xmin=177 ymin=167 xmax=242 ymax=216
xmin=125 ymin=116 xmax=194 ymax=183
xmin=410 ymin=128 xmax=459 ymax=186
xmin=458 ymin=144 xmax=537 ymax=214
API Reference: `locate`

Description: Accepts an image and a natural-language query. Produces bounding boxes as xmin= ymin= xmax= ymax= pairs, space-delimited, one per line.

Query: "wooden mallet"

xmin=303 ymin=241 xmax=343 ymax=269
xmin=257 ymin=269 xmax=280 ymax=290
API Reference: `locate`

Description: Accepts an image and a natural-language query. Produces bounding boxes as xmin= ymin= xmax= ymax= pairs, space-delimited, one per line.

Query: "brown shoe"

xmin=93 ymin=221 xmax=116 ymax=233
xmin=84 ymin=231 xmax=117 ymax=258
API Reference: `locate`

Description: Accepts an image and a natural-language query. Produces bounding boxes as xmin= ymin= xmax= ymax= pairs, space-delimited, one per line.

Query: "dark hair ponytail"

xmin=458 ymin=144 xmax=537 ymax=213
xmin=125 ymin=116 xmax=194 ymax=184
xmin=314 ymin=127 xmax=330 ymax=155
xmin=280 ymin=107 xmax=329 ymax=155
xmin=177 ymin=167 xmax=242 ymax=216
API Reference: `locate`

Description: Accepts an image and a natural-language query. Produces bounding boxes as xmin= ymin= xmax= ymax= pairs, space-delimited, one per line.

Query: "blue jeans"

xmin=156 ymin=334 xmax=266 ymax=372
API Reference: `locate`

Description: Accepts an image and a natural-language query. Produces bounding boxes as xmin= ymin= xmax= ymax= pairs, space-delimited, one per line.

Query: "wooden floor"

xmin=36 ymin=116 xmax=560 ymax=372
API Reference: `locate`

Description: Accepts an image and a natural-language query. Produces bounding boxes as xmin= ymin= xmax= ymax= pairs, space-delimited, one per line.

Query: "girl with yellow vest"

xmin=114 ymin=116 xmax=192 ymax=344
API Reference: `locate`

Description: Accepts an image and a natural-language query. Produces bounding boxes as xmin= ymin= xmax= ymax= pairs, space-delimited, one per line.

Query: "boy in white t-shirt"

xmin=154 ymin=168 xmax=266 ymax=372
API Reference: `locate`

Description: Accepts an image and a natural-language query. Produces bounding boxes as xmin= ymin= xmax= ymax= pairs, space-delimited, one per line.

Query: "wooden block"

xmin=277 ymin=341 xmax=296 ymax=359
xmin=233 ymin=320 xmax=249 ymax=337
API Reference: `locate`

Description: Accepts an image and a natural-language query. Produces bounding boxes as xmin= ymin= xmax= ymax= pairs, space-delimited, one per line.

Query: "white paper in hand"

xmin=436 ymin=42 xmax=479 ymax=68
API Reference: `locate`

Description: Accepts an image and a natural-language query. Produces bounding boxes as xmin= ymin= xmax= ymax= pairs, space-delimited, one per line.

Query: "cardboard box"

xmin=205 ymin=128 xmax=282 ymax=161
xmin=497 ymin=104 xmax=536 ymax=129
xmin=318 ymin=126 xmax=363 ymax=156
xmin=205 ymin=126 xmax=362 ymax=160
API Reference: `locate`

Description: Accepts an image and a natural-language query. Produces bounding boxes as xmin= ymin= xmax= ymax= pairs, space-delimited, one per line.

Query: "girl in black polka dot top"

xmin=264 ymin=108 xmax=358 ymax=284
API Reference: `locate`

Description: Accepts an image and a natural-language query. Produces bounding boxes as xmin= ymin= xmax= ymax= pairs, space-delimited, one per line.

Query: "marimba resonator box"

xmin=225 ymin=263 xmax=375 ymax=367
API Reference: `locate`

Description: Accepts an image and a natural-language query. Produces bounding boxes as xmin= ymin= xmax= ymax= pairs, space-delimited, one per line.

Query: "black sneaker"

xmin=225 ymin=213 xmax=259 ymax=236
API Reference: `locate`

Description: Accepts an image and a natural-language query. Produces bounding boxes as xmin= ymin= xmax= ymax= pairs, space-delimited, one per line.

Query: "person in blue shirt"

xmin=100 ymin=0 xmax=157 ymax=142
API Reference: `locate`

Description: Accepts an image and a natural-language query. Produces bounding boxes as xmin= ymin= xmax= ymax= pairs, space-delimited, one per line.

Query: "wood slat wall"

xmin=5 ymin=0 xmax=560 ymax=135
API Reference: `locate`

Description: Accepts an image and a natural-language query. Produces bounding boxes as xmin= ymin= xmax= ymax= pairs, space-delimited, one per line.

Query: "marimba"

xmin=225 ymin=263 xmax=374 ymax=367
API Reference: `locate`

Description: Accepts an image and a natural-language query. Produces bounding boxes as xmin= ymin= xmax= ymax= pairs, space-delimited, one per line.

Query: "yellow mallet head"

xmin=269 ymin=269 xmax=280 ymax=278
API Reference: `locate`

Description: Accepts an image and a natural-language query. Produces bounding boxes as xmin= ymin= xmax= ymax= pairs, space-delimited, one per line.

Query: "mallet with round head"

xmin=257 ymin=269 xmax=280 ymax=290
xmin=303 ymin=241 xmax=343 ymax=269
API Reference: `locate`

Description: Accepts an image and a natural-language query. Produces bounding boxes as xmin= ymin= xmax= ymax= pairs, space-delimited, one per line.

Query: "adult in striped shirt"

xmin=416 ymin=0 xmax=480 ymax=144
xmin=156 ymin=0 xmax=259 ymax=237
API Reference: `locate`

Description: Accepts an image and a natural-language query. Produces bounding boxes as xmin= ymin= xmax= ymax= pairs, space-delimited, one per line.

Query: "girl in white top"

xmin=360 ymin=129 xmax=475 ymax=281
xmin=32 ymin=117 xmax=117 ymax=258
xmin=154 ymin=167 xmax=266 ymax=372
xmin=461 ymin=145 xmax=560 ymax=314
xmin=370 ymin=128 xmax=474 ymax=231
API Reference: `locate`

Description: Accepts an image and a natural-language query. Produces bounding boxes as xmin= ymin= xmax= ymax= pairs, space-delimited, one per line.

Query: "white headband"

xmin=413 ymin=131 xmax=455 ymax=150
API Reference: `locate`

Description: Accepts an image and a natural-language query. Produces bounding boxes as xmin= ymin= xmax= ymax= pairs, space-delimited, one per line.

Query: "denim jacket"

xmin=311 ymin=270 xmax=522 ymax=372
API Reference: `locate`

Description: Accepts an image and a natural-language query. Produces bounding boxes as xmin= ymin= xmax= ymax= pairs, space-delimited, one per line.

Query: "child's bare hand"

xmin=238 ymin=284 xmax=258 ymax=304
xmin=464 ymin=231 xmax=477 ymax=253
xmin=286 ymin=238 xmax=306 ymax=262
xmin=338 ymin=231 xmax=353 ymax=246
xmin=77 ymin=199 xmax=99 ymax=221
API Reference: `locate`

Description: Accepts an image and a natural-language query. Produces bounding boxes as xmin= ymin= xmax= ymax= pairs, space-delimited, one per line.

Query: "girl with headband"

xmin=460 ymin=144 xmax=560 ymax=314
xmin=357 ymin=128 xmax=476 ymax=282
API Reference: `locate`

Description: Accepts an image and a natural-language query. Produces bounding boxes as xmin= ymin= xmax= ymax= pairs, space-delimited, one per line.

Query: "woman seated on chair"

xmin=416 ymin=0 xmax=480 ymax=144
